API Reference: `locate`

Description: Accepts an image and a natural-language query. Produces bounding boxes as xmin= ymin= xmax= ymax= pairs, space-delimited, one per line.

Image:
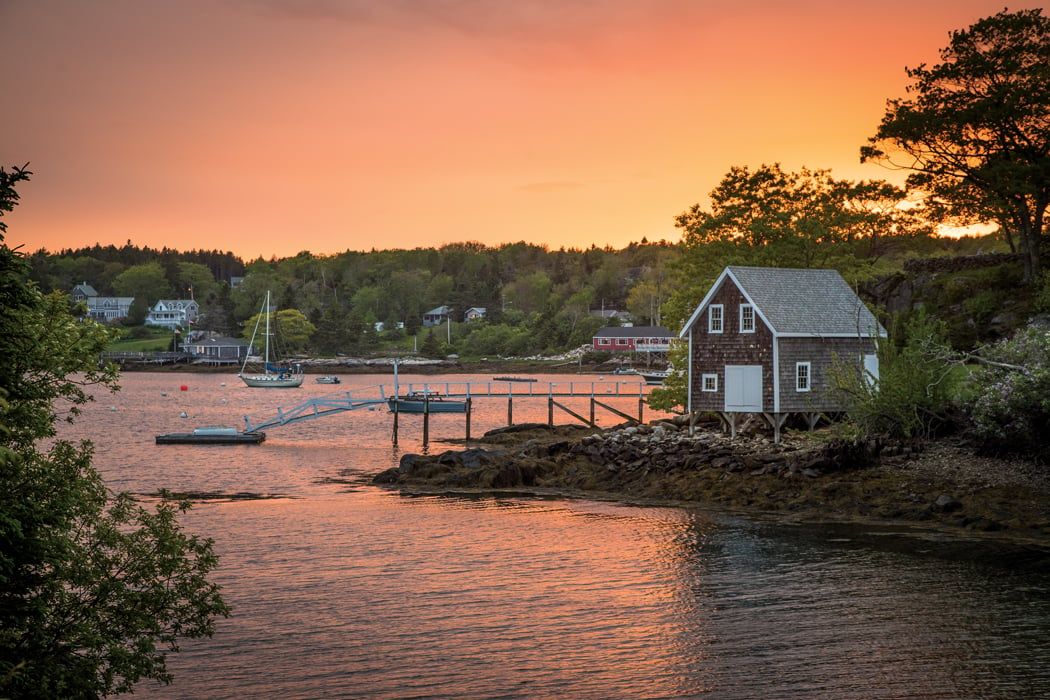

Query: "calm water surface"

xmin=61 ymin=372 xmax=1050 ymax=699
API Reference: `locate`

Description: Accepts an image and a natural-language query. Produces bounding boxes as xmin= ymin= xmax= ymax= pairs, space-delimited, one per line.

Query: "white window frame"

xmin=796 ymin=362 xmax=811 ymax=392
xmin=702 ymin=373 xmax=718 ymax=392
xmin=740 ymin=304 xmax=755 ymax=333
xmin=709 ymin=304 xmax=724 ymax=334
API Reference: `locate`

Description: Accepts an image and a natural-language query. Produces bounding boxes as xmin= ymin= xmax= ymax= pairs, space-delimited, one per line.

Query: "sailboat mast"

xmin=264 ymin=291 xmax=271 ymax=367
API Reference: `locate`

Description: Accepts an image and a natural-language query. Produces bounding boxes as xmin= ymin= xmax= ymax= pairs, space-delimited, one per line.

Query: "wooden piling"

xmin=422 ymin=393 xmax=430 ymax=447
xmin=465 ymin=397 xmax=472 ymax=441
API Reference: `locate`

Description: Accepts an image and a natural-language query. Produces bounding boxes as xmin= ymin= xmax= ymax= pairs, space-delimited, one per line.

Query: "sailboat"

xmin=239 ymin=291 xmax=303 ymax=388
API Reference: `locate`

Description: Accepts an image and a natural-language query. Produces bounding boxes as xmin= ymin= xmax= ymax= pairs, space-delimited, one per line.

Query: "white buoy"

xmin=220 ymin=382 xmax=226 ymax=387
xmin=161 ymin=392 xmax=167 ymax=397
xmin=179 ymin=412 xmax=188 ymax=418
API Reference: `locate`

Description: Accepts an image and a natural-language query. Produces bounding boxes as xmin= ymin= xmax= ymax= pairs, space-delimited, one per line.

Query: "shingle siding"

xmin=688 ymin=279 xmax=775 ymax=412
xmin=777 ymin=336 xmax=876 ymax=412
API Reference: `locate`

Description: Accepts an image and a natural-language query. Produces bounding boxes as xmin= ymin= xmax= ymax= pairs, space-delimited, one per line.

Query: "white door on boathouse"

xmin=724 ymin=365 xmax=763 ymax=412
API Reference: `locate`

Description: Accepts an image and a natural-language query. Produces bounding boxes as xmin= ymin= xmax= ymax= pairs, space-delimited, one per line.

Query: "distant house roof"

xmin=72 ymin=282 xmax=98 ymax=298
xmin=593 ymin=326 xmax=673 ymax=339
xmin=87 ymin=296 xmax=134 ymax=308
xmin=424 ymin=305 xmax=451 ymax=316
xmin=187 ymin=334 xmax=248 ymax=348
xmin=681 ymin=266 xmax=885 ymax=338
xmin=151 ymin=299 xmax=199 ymax=310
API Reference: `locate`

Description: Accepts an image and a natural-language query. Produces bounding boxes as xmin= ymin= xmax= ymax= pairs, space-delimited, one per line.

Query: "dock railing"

xmin=242 ymin=379 xmax=651 ymax=434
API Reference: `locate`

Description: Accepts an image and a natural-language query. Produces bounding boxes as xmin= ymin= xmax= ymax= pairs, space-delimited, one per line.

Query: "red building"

xmin=591 ymin=326 xmax=673 ymax=353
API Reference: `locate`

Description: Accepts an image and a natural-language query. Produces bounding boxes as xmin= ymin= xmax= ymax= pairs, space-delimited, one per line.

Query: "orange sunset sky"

xmin=1 ymin=0 xmax=1017 ymax=260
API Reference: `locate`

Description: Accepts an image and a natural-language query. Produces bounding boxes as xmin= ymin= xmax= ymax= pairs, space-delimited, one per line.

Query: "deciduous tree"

xmin=0 ymin=167 xmax=229 ymax=698
xmin=862 ymin=8 xmax=1050 ymax=282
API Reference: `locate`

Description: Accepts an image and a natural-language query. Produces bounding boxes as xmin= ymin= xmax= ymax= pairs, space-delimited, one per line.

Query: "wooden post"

xmin=507 ymin=395 xmax=513 ymax=426
xmin=548 ymin=396 xmax=554 ymax=426
xmin=638 ymin=395 xmax=644 ymax=423
xmin=465 ymin=397 xmax=472 ymax=441
xmin=422 ymin=393 xmax=430 ymax=448
xmin=589 ymin=398 xmax=595 ymax=426
xmin=392 ymin=398 xmax=399 ymax=446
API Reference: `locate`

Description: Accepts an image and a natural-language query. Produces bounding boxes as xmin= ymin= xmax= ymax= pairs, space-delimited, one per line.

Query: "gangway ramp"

xmin=243 ymin=384 xmax=390 ymax=432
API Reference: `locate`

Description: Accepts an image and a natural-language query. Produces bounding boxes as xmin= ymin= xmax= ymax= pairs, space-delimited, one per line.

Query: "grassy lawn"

xmin=108 ymin=327 xmax=179 ymax=352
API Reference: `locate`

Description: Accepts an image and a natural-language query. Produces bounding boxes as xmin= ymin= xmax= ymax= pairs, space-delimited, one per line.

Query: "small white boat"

xmin=315 ymin=375 xmax=341 ymax=384
xmin=638 ymin=369 xmax=672 ymax=385
xmin=239 ymin=291 xmax=303 ymax=388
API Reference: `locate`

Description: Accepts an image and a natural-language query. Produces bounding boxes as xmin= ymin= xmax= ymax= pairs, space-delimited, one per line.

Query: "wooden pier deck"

xmin=242 ymin=379 xmax=654 ymax=443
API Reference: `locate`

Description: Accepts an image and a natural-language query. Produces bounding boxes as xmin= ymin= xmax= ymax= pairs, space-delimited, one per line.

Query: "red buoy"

xmin=180 ymin=385 xmax=188 ymax=392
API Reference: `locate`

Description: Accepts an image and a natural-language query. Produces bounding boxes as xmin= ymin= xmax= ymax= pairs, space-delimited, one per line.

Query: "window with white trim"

xmin=709 ymin=304 xmax=723 ymax=333
xmin=740 ymin=304 xmax=755 ymax=333
xmin=796 ymin=362 xmax=811 ymax=392
xmin=702 ymin=373 xmax=718 ymax=392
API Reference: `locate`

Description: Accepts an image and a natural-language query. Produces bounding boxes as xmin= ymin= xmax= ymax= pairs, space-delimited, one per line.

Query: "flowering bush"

xmin=968 ymin=327 xmax=1050 ymax=458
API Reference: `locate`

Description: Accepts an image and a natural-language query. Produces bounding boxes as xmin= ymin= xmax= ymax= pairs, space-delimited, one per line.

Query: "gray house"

xmin=422 ymin=305 xmax=451 ymax=327
xmin=71 ymin=281 xmax=134 ymax=323
xmin=679 ymin=266 xmax=886 ymax=441
xmin=182 ymin=332 xmax=250 ymax=365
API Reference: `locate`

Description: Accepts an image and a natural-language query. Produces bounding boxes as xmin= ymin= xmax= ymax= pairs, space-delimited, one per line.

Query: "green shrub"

xmin=830 ymin=309 xmax=958 ymax=439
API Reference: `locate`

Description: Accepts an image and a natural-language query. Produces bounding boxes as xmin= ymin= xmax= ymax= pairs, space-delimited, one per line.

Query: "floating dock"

xmin=156 ymin=426 xmax=266 ymax=445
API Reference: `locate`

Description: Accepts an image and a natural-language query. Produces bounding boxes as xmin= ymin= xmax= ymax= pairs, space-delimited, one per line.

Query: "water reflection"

xmin=57 ymin=374 xmax=1050 ymax=699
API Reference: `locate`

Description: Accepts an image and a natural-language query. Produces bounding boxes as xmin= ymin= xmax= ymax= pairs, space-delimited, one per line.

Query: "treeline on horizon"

xmin=26 ymin=239 xmax=686 ymax=357
xmin=25 ymin=228 xmax=999 ymax=360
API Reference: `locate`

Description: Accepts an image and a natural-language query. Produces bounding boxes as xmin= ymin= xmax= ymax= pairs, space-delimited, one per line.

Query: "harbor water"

xmin=58 ymin=372 xmax=1050 ymax=699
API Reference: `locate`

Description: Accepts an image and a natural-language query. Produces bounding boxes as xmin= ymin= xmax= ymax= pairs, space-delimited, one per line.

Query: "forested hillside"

xmin=27 ymin=239 xmax=680 ymax=357
xmin=26 ymin=224 xmax=1027 ymax=361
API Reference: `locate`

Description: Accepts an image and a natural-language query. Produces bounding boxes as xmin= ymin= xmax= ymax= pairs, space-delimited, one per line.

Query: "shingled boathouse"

xmin=679 ymin=266 xmax=886 ymax=442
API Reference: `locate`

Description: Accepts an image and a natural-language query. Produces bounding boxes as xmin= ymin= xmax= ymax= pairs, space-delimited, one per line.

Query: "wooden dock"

xmin=241 ymin=379 xmax=653 ymax=446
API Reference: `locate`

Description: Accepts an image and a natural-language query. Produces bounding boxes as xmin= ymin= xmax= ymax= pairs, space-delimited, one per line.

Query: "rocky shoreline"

xmin=373 ymin=416 xmax=1050 ymax=546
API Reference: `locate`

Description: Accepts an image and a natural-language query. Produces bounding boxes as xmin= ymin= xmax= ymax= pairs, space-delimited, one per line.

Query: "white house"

xmin=146 ymin=299 xmax=200 ymax=329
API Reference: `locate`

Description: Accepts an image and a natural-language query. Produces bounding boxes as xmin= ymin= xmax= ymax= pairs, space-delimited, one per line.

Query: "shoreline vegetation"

xmin=371 ymin=417 xmax=1050 ymax=559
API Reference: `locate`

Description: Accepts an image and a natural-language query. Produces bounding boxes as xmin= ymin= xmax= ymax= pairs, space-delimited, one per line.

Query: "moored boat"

xmin=387 ymin=392 xmax=467 ymax=413
xmin=316 ymin=375 xmax=341 ymax=384
xmin=638 ymin=369 xmax=672 ymax=385
xmin=239 ymin=291 xmax=303 ymax=388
